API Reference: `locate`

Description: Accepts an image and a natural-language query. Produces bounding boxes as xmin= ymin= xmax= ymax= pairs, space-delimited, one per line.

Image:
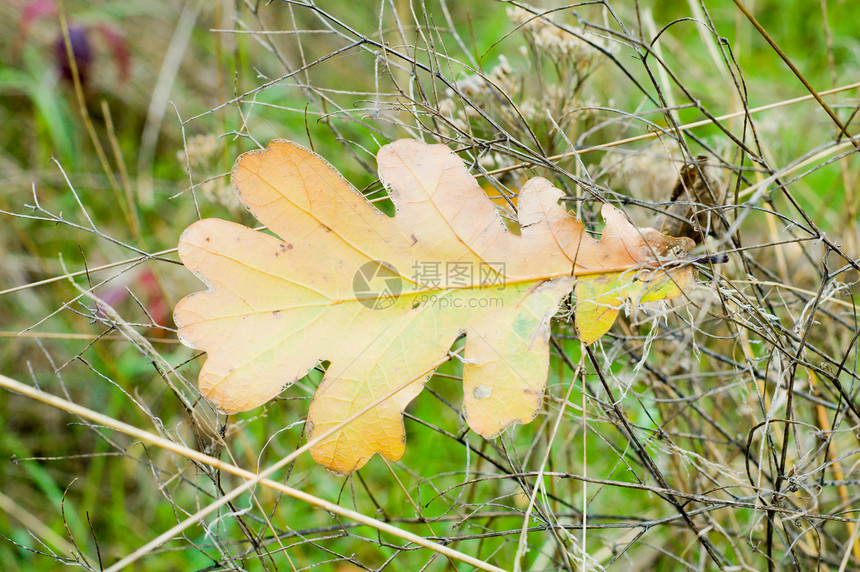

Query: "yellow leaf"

xmin=574 ymin=266 xmax=696 ymax=344
xmin=174 ymin=139 xmax=695 ymax=473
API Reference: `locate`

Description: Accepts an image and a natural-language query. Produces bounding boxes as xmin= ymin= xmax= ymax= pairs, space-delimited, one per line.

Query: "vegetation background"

xmin=1 ymin=0 xmax=859 ymax=570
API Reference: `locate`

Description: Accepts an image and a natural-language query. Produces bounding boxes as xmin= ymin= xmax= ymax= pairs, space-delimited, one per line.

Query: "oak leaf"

xmin=175 ymin=139 xmax=694 ymax=473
